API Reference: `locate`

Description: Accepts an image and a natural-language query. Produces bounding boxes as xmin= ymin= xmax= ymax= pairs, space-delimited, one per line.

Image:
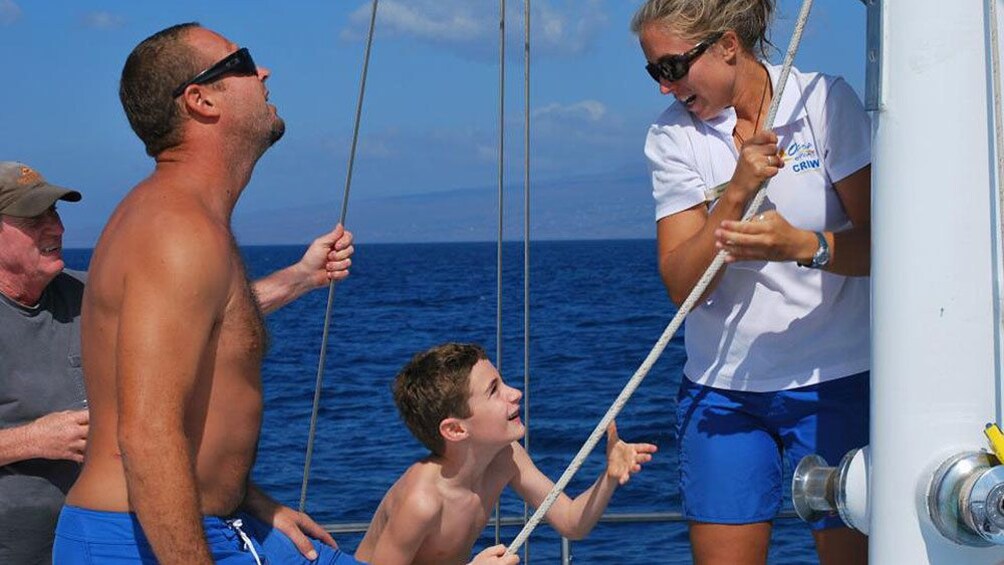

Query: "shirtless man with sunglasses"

xmin=53 ymin=24 xmax=364 ymax=565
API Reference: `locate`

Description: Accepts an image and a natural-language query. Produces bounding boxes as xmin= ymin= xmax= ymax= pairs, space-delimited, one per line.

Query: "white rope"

xmin=504 ymin=0 xmax=815 ymax=554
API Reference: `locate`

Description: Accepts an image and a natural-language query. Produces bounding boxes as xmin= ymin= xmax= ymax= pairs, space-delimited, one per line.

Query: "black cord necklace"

xmin=733 ymin=67 xmax=771 ymax=147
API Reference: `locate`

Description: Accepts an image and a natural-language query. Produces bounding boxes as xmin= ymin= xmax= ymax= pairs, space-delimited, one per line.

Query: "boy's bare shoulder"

xmin=386 ymin=460 xmax=447 ymax=522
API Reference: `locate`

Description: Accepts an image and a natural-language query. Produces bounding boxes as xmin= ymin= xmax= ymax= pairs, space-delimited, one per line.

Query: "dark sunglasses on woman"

xmin=645 ymin=32 xmax=723 ymax=84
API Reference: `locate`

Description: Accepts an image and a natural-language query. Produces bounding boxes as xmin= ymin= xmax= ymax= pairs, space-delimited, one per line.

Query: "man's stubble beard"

xmin=267 ymin=115 xmax=285 ymax=147
xmin=243 ymin=107 xmax=285 ymax=157
xmin=256 ymin=100 xmax=284 ymax=149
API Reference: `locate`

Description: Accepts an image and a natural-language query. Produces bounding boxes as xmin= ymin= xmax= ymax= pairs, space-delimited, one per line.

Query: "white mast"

xmin=870 ymin=0 xmax=1004 ymax=561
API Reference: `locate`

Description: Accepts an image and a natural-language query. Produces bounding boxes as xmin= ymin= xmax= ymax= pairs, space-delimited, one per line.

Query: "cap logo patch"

xmin=18 ymin=166 xmax=41 ymax=186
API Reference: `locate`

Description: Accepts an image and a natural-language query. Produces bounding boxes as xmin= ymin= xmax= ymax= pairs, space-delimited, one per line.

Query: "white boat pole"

xmin=871 ymin=0 xmax=1004 ymax=561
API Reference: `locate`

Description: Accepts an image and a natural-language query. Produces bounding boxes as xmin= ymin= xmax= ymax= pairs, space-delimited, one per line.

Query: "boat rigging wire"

xmin=298 ymin=0 xmax=380 ymax=513
xmin=491 ymin=0 xmax=535 ymax=554
xmin=504 ymin=0 xmax=817 ymax=554
xmin=522 ymin=0 xmax=532 ymax=561
xmin=494 ymin=0 xmax=506 ymax=545
xmin=988 ymin=0 xmax=1004 ymax=427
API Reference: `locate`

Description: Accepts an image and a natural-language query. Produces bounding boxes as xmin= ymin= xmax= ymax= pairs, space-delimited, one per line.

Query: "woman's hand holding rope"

xmin=715 ymin=210 xmax=819 ymax=264
xmin=717 ymin=130 xmax=820 ymax=265
xmin=729 ymin=130 xmax=784 ymax=201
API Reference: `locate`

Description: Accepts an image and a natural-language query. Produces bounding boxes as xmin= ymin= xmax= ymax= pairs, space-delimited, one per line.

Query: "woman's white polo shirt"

xmin=644 ymin=64 xmax=871 ymax=392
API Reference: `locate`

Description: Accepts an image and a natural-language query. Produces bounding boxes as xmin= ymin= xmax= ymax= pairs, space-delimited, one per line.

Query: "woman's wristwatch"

xmin=797 ymin=231 xmax=830 ymax=268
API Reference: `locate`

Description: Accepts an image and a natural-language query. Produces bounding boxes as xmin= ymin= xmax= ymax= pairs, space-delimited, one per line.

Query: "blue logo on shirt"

xmin=782 ymin=141 xmax=821 ymax=174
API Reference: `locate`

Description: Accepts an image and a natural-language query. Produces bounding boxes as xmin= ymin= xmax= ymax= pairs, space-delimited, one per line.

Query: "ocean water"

xmin=64 ymin=240 xmax=818 ymax=564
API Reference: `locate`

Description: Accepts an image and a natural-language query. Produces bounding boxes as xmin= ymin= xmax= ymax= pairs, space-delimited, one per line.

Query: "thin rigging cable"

xmin=494 ymin=0 xmax=506 ymax=546
xmin=988 ymin=0 xmax=1004 ymax=427
xmin=299 ymin=0 xmax=379 ymax=513
xmin=522 ymin=3 xmax=532 ymax=562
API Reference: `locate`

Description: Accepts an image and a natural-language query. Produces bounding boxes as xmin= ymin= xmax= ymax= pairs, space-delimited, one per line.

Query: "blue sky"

xmin=0 ymin=0 xmax=868 ymax=246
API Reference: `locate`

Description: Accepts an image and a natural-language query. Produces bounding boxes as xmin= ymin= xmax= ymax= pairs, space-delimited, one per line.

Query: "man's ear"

xmin=440 ymin=417 xmax=469 ymax=444
xmin=178 ymin=85 xmax=221 ymax=120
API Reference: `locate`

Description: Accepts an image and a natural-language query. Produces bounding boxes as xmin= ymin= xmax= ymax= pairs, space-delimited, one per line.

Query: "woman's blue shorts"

xmin=676 ymin=371 xmax=869 ymax=530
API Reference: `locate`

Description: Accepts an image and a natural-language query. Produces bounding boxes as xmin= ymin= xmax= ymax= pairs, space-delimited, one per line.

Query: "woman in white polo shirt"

xmin=632 ymin=1 xmax=871 ymax=564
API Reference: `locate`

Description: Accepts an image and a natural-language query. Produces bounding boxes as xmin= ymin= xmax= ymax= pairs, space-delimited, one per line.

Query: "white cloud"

xmin=533 ymin=0 xmax=607 ymax=55
xmin=0 ymin=0 xmax=22 ymax=26
xmin=533 ymin=100 xmax=607 ymax=122
xmin=344 ymin=1 xmax=482 ymax=43
xmin=81 ymin=11 xmax=125 ymax=30
xmin=358 ymin=138 xmax=394 ymax=158
xmin=341 ymin=0 xmax=608 ymax=58
xmin=477 ymin=144 xmax=497 ymax=163
xmin=528 ymin=99 xmax=646 ymax=174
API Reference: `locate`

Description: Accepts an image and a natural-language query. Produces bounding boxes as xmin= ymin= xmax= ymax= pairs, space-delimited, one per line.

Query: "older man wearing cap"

xmin=0 ymin=160 xmax=355 ymax=564
xmin=0 ymin=161 xmax=87 ymax=564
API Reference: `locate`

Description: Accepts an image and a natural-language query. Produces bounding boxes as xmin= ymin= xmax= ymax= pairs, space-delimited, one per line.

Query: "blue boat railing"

xmin=322 ymin=509 xmax=801 ymax=564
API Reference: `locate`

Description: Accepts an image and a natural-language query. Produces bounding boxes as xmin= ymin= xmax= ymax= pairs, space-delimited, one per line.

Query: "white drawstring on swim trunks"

xmin=226 ymin=518 xmax=263 ymax=565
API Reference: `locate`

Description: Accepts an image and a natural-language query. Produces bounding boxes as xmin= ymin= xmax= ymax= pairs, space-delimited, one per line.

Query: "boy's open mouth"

xmin=507 ymin=409 xmax=520 ymax=421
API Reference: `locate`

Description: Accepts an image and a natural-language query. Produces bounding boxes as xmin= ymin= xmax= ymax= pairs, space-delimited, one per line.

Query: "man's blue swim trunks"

xmin=53 ymin=505 xmax=366 ymax=564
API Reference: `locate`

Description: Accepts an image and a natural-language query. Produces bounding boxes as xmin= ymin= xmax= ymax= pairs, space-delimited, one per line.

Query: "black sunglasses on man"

xmin=645 ymin=32 xmax=723 ymax=84
xmin=172 ymin=47 xmax=258 ymax=98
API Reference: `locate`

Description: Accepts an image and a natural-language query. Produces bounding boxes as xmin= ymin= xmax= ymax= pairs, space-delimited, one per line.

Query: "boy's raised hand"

xmin=604 ymin=421 xmax=658 ymax=485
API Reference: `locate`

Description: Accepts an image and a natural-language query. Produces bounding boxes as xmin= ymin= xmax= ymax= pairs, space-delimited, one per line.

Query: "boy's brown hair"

xmin=393 ymin=343 xmax=488 ymax=455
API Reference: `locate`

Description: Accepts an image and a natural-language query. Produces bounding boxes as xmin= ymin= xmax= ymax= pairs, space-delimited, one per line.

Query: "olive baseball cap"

xmin=0 ymin=161 xmax=81 ymax=218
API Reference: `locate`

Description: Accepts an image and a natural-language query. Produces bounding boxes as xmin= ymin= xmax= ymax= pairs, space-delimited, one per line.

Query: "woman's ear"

xmin=716 ymin=30 xmax=742 ymax=63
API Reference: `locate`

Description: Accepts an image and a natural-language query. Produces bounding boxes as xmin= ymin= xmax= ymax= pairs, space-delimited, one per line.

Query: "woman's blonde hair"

xmin=631 ymin=0 xmax=775 ymax=58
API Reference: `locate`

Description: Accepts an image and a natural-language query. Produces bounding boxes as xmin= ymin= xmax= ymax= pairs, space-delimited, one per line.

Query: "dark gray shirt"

xmin=0 ymin=270 xmax=87 ymax=564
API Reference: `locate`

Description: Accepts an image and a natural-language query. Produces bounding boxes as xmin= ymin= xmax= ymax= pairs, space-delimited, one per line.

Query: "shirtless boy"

xmin=55 ymin=23 xmax=358 ymax=564
xmin=355 ymin=343 xmax=658 ymax=565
